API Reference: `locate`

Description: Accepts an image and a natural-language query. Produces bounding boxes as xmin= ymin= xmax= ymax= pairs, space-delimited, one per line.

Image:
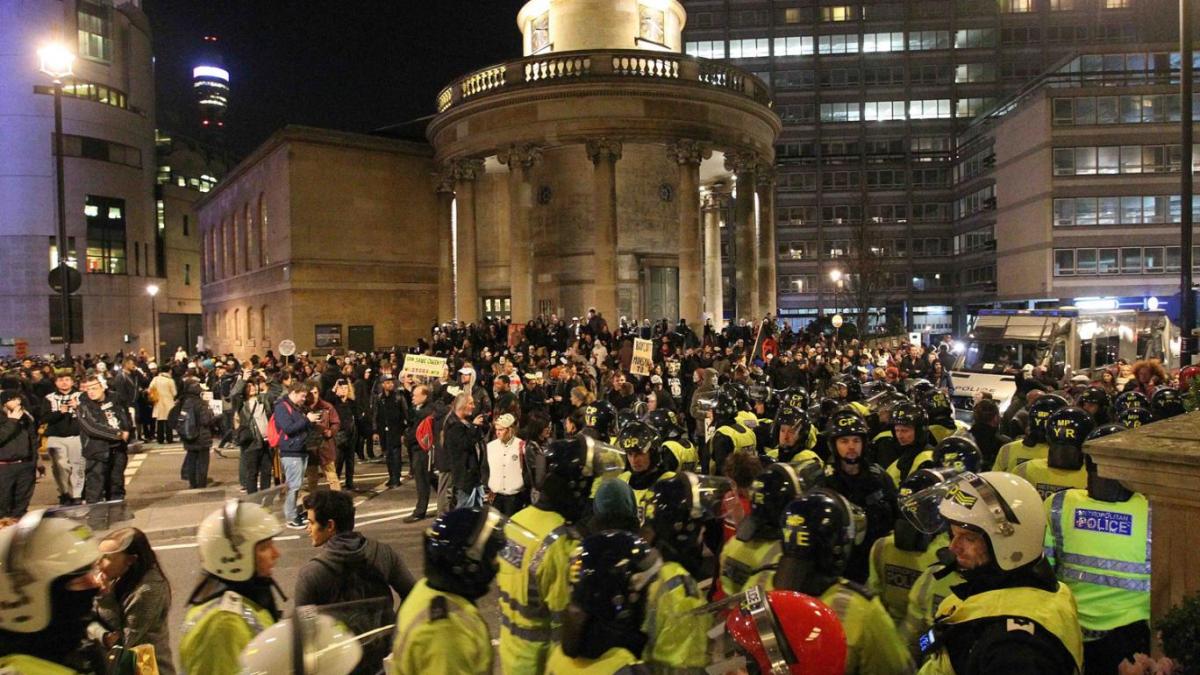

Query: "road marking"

xmin=356 ymin=507 xmax=417 ymax=528
xmin=123 ymin=453 xmax=147 ymax=480
xmin=155 ymin=534 xmax=302 ymax=551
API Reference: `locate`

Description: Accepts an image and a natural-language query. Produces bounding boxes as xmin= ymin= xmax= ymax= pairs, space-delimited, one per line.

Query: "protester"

xmin=94 ymin=527 xmax=175 ymax=675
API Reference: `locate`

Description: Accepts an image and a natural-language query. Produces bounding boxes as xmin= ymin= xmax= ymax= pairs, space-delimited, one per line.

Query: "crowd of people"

xmin=0 ymin=308 xmax=1192 ymax=674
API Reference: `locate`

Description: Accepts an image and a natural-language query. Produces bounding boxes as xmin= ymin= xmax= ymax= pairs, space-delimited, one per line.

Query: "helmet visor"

xmin=898 ymin=471 xmax=1015 ymax=537
xmin=467 ymin=507 xmax=508 ymax=562
xmin=694 ymin=391 xmax=719 ymax=412
xmin=775 ymin=460 xmax=825 ymax=495
xmin=682 ymin=472 xmax=735 ymax=521
xmin=583 ymin=436 xmax=627 ymax=480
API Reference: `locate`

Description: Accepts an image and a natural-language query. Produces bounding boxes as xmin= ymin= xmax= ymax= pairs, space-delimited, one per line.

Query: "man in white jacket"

xmin=482 ymin=413 xmax=529 ymax=516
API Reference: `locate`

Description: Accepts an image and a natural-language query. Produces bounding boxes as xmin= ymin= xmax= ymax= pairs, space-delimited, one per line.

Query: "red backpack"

xmin=266 ymin=401 xmax=293 ymax=449
xmin=415 ymin=415 xmax=435 ymax=452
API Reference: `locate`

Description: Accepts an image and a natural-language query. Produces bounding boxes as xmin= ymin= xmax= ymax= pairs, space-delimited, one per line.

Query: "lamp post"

xmin=829 ymin=269 xmax=843 ymax=315
xmin=38 ymin=43 xmax=75 ymax=359
xmin=146 ymin=284 xmax=159 ymax=363
xmin=1181 ymin=0 xmax=1195 ymax=365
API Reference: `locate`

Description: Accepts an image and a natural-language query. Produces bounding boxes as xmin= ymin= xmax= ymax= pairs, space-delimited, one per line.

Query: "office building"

xmin=681 ymin=0 xmax=1179 ymax=332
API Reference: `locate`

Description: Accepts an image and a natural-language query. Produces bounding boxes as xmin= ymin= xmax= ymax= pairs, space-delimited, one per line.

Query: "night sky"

xmin=145 ymin=1 xmax=528 ymax=157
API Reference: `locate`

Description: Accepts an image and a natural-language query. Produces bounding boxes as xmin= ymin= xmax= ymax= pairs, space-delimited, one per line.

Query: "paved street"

xmin=30 ymin=445 xmax=507 ymax=662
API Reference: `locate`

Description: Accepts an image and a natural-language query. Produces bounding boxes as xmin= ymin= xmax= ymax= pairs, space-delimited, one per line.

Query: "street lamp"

xmin=828 ymin=269 xmax=843 ymax=315
xmin=39 ymin=43 xmax=75 ymax=360
xmin=146 ymin=284 xmax=159 ymax=362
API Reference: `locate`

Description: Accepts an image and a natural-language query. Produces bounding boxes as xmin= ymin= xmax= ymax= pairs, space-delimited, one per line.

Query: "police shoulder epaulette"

xmin=217 ymin=591 xmax=245 ymax=615
xmin=429 ymin=595 xmax=449 ymax=621
xmin=841 ymin=580 xmax=876 ymax=600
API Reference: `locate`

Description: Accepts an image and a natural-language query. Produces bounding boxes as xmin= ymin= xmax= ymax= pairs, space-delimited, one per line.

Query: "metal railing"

xmin=435 ymin=49 xmax=771 ymax=114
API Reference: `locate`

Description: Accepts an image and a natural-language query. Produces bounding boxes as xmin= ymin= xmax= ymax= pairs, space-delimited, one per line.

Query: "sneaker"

xmin=286 ymin=518 xmax=307 ymax=530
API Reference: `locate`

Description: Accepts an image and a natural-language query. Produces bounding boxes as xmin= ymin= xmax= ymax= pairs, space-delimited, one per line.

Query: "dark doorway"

xmin=348 ymin=325 xmax=375 ymax=352
xmin=159 ymin=313 xmax=201 ymax=363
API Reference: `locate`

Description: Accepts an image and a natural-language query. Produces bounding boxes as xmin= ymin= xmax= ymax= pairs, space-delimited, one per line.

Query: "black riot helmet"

xmin=889 ymin=402 xmax=928 ymax=447
xmin=775 ymin=386 xmax=810 ymax=413
xmin=617 ymin=421 xmax=662 ymax=471
xmin=561 ymin=530 xmax=661 ymax=660
xmin=824 ymin=409 xmax=870 ymax=462
xmin=1083 ymin=424 xmax=1134 ymax=502
xmin=907 ymin=379 xmax=935 ymax=401
xmin=1151 ymin=388 xmax=1186 ymax=420
xmin=1045 ymin=406 xmax=1095 ymax=471
xmin=921 ymin=389 xmax=955 ymax=425
xmin=743 ymin=464 xmax=805 ymax=541
xmin=645 ymin=409 xmax=685 ymax=442
xmin=1113 ymin=391 xmax=1150 ymax=415
xmin=1026 ymin=393 xmax=1069 ymax=443
xmin=582 ymin=400 xmax=618 ymax=437
xmin=836 ymin=377 xmax=863 ymax=403
xmin=780 ymin=488 xmax=860 ymax=576
xmin=645 ymin=473 xmax=733 ymax=573
xmin=775 ymin=406 xmax=813 ymax=445
xmin=424 ymin=507 xmax=507 ymax=600
xmin=931 ymin=436 xmax=982 ymax=474
xmin=1076 ymin=386 xmax=1113 ymax=425
xmin=535 ymin=437 xmax=626 ymax=522
xmin=1117 ymin=406 xmax=1154 ymax=429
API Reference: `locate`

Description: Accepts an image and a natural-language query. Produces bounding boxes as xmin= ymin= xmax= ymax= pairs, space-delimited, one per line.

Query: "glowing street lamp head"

xmin=38 ymin=43 xmax=75 ymax=80
xmin=146 ymin=284 xmax=160 ymax=297
xmin=829 ymin=269 xmax=843 ymax=283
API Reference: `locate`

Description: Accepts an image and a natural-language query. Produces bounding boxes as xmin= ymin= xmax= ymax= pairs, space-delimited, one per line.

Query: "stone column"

xmin=756 ymin=164 xmax=778 ymax=319
xmin=702 ymin=188 xmax=729 ymax=330
xmin=670 ymin=140 xmax=710 ymax=329
xmin=500 ymin=144 xmax=542 ymax=323
xmin=435 ymin=173 xmax=456 ymax=323
xmin=587 ymin=139 xmax=622 ymax=322
xmin=450 ymin=157 xmax=485 ymax=323
xmin=725 ymin=151 xmax=759 ymax=322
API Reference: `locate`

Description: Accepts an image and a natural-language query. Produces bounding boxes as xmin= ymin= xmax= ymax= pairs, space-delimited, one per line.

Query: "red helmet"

xmin=1178 ymin=365 xmax=1200 ymax=392
xmin=725 ymin=588 xmax=847 ymax=674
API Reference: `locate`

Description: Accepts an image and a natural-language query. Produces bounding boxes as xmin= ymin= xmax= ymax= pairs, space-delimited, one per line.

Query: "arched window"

xmin=260 ymin=304 xmax=270 ymax=343
xmin=258 ymin=194 xmax=269 ymax=266
xmin=247 ymin=307 xmax=256 ymax=340
xmin=231 ymin=212 xmax=240 ymax=276
xmin=234 ymin=308 xmax=241 ymax=342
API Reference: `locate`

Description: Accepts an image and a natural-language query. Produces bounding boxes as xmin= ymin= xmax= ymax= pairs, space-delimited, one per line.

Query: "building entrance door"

xmin=644 ymin=266 xmax=679 ymax=322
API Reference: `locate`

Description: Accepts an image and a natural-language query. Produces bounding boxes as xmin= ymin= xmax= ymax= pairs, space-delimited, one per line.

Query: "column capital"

xmin=586 ymin=138 xmax=624 ymax=165
xmin=448 ymin=157 xmax=485 ymax=183
xmin=755 ymin=164 xmax=777 ymax=188
xmin=702 ymin=187 xmax=732 ymax=211
xmin=434 ymin=171 xmax=456 ymax=194
xmin=669 ymin=139 xmax=712 ymax=166
xmin=499 ymin=143 xmax=543 ymax=170
xmin=723 ymin=150 xmax=760 ymax=175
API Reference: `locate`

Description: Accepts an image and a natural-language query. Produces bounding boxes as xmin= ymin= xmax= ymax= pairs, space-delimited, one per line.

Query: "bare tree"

xmin=843 ymin=220 xmax=890 ymax=335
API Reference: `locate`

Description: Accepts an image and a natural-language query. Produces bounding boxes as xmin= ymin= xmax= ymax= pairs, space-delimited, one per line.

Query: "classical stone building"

xmin=195 ymin=126 xmax=439 ymax=360
xmin=428 ymin=0 xmax=782 ymax=327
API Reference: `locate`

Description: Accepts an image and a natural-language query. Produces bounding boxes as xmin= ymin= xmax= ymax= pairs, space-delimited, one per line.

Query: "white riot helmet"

xmin=240 ymin=607 xmax=363 ymax=675
xmin=198 ymin=499 xmax=283 ymax=582
xmin=0 ymin=510 xmax=100 ymax=633
xmin=900 ymin=471 xmax=1045 ymax=571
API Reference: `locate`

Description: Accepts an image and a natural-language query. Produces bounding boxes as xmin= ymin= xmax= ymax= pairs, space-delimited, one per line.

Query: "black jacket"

xmin=0 ymin=412 xmax=38 ymax=462
xmin=77 ymin=395 xmax=133 ymax=459
xmin=822 ymin=463 xmax=898 ymax=583
xmin=42 ymin=390 xmax=81 ymax=438
xmin=294 ymin=531 xmax=415 ymax=607
xmin=443 ymin=414 xmax=483 ymax=489
xmin=372 ymin=391 xmax=409 ymax=439
xmin=170 ymin=383 xmax=214 ymax=452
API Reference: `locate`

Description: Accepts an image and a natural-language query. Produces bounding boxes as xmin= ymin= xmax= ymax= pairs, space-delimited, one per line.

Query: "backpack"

xmin=176 ymin=405 xmax=198 ymax=443
xmin=266 ymin=415 xmax=282 ymax=449
xmin=415 ymin=415 xmax=435 ymax=452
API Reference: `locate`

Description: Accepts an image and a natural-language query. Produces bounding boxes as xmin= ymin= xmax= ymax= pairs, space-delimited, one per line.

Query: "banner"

xmin=403 ymin=353 xmax=447 ymax=379
xmin=631 ymin=338 xmax=654 ymax=376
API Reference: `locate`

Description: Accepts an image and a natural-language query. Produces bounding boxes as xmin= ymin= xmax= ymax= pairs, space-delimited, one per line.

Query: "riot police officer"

xmin=616 ymin=421 xmax=674 ymax=522
xmin=884 ymin=402 xmax=935 ymax=485
xmin=0 ymin=509 xmax=107 ymax=673
xmin=498 ymin=436 xmax=624 ymax=674
xmin=1043 ymin=424 xmax=1150 ymax=675
xmin=1014 ymin=406 xmax=1093 ymax=499
xmin=1116 ymin=406 xmax=1154 ymax=429
xmin=763 ymin=406 xmax=822 ymax=465
xmin=995 ymin=392 xmax=1068 ymax=473
xmin=718 ymin=462 xmax=805 ymax=597
xmin=1151 ymin=388 xmax=1186 ymax=420
xmin=821 ymin=409 xmax=899 ymax=583
xmin=645 ymin=409 xmax=699 ymax=473
xmin=390 ymin=507 xmax=506 ymax=674
xmin=641 ymin=473 xmax=731 ymax=671
xmin=582 ymin=400 xmax=619 ymax=444
xmin=719 ymin=588 xmax=848 ymax=674
xmin=180 ymin=499 xmax=285 ymax=675
xmin=900 ymin=471 xmax=1084 ymax=674
xmin=708 ymin=386 xmax=757 ymax=475
xmin=240 ymin=608 xmax=363 ymax=675
xmin=1076 ymin=386 xmax=1113 ymax=426
xmin=546 ymin=530 xmax=659 ymax=673
xmin=932 ymin=436 xmax=983 ymax=474
xmin=771 ymin=489 xmax=914 ymax=675
xmin=923 ymin=390 xmax=967 ymax=443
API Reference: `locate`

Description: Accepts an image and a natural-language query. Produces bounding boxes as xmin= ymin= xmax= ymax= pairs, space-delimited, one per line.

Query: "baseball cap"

xmin=495 ymin=413 xmax=516 ymax=429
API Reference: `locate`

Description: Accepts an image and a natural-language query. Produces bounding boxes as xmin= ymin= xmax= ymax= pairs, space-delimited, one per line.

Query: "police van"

xmin=949 ymin=308 xmax=1175 ymax=419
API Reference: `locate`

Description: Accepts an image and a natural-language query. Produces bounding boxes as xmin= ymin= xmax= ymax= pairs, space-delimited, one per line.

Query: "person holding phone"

xmin=0 ymin=389 xmax=39 ymax=518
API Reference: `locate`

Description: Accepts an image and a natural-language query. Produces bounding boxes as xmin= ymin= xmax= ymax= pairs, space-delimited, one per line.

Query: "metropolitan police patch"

xmin=500 ymin=540 xmax=526 ymax=568
xmin=1073 ymin=508 xmax=1134 ymax=536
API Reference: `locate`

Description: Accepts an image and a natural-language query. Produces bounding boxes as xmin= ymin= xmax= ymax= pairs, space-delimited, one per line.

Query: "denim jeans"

xmin=281 ymin=455 xmax=308 ymax=522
